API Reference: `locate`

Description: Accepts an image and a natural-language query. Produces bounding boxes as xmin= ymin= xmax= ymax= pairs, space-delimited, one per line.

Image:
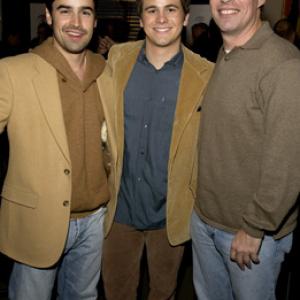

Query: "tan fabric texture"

xmin=0 ymin=41 xmax=107 ymax=267
xmin=98 ymin=41 xmax=214 ymax=246
xmin=33 ymin=39 xmax=109 ymax=216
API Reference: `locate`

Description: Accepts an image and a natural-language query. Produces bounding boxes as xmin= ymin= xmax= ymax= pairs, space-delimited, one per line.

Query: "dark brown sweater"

xmin=33 ymin=38 xmax=109 ymax=217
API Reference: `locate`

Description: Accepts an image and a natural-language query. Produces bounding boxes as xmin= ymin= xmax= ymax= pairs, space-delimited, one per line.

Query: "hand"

xmin=98 ymin=36 xmax=115 ymax=55
xmin=230 ymin=229 xmax=262 ymax=270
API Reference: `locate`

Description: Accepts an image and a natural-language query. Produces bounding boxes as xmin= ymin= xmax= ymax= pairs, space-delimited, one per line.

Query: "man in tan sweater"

xmin=0 ymin=0 xmax=109 ymax=299
xmin=192 ymin=0 xmax=300 ymax=299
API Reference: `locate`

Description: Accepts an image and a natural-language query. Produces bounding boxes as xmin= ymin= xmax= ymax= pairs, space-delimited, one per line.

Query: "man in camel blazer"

xmin=98 ymin=1 xmax=213 ymax=298
xmin=0 ymin=0 xmax=109 ymax=299
xmin=100 ymin=40 xmax=213 ymax=246
xmin=0 ymin=54 xmax=73 ymax=268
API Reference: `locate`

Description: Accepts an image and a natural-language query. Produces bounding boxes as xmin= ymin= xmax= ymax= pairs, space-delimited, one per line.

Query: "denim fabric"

xmin=9 ymin=206 xmax=106 ymax=300
xmin=191 ymin=211 xmax=292 ymax=300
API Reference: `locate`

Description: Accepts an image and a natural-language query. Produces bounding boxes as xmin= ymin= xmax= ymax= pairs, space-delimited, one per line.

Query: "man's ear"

xmin=139 ymin=18 xmax=144 ymax=28
xmin=183 ymin=13 xmax=190 ymax=27
xmin=45 ymin=7 xmax=53 ymax=26
xmin=258 ymin=0 xmax=266 ymax=8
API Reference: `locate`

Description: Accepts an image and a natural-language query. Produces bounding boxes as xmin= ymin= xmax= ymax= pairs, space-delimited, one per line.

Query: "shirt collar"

xmin=137 ymin=46 xmax=183 ymax=69
xmin=219 ymin=22 xmax=274 ymax=60
xmin=240 ymin=21 xmax=273 ymax=50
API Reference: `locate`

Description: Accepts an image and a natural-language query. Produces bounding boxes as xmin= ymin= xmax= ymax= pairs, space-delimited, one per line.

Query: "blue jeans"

xmin=9 ymin=206 xmax=106 ymax=300
xmin=191 ymin=211 xmax=293 ymax=300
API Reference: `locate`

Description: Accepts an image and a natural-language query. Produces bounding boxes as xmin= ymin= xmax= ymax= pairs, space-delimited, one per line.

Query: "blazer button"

xmin=64 ymin=169 xmax=70 ymax=175
xmin=63 ymin=200 xmax=70 ymax=207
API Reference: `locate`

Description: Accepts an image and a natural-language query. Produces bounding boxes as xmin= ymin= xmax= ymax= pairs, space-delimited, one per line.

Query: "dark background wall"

xmin=1 ymin=0 xmax=31 ymax=46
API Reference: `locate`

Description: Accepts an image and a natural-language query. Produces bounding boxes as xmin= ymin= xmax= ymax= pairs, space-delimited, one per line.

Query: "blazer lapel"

xmin=168 ymin=51 xmax=207 ymax=168
xmin=32 ymin=62 xmax=70 ymax=163
xmin=114 ymin=44 xmax=142 ymax=163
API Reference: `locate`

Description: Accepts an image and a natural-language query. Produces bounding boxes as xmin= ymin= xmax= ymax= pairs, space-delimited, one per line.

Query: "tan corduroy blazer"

xmin=98 ymin=41 xmax=214 ymax=246
xmin=0 ymin=53 xmax=73 ymax=268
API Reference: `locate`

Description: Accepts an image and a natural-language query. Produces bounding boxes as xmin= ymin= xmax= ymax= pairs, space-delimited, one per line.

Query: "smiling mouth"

xmin=219 ymin=9 xmax=239 ymax=15
xmin=154 ymin=28 xmax=171 ymax=32
xmin=66 ymin=31 xmax=84 ymax=36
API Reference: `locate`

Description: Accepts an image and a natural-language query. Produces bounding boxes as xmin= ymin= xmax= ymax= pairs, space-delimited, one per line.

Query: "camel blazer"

xmin=0 ymin=53 xmax=72 ymax=268
xmin=99 ymin=41 xmax=214 ymax=246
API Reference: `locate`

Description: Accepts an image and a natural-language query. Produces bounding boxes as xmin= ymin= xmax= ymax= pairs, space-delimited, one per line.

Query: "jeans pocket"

xmin=278 ymin=232 xmax=293 ymax=254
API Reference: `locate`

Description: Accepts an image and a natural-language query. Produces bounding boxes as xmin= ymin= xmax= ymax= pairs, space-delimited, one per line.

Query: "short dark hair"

xmin=45 ymin=0 xmax=97 ymax=12
xmin=136 ymin=0 xmax=190 ymax=17
xmin=45 ymin=0 xmax=54 ymax=12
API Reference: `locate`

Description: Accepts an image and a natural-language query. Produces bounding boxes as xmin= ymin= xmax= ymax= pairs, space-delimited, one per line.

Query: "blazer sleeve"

xmin=0 ymin=60 xmax=13 ymax=133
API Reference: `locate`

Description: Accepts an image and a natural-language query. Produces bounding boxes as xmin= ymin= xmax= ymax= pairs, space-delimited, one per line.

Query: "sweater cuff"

xmin=241 ymin=222 xmax=264 ymax=239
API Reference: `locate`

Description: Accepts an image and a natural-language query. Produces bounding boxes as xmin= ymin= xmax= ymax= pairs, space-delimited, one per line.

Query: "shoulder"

xmin=182 ymin=45 xmax=214 ymax=78
xmin=108 ymin=40 xmax=143 ymax=61
xmin=258 ymin=31 xmax=300 ymax=70
xmin=268 ymin=34 xmax=299 ymax=57
xmin=259 ymin=35 xmax=300 ymax=86
xmin=0 ymin=52 xmax=51 ymax=73
xmin=1 ymin=52 xmax=39 ymax=65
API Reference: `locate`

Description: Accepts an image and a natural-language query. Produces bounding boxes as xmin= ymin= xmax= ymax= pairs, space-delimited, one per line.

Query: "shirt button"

xmin=64 ymin=169 xmax=70 ymax=175
xmin=137 ymin=177 xmax=141 ymax=182
xmin=144 ymin=124 xmax=148 ymax=128
xmin=63 ymin=200 xmax=70 ymax=207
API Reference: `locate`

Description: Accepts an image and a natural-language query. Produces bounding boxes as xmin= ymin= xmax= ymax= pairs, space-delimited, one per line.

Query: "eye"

xmin=146 ymin=8 xmax=157 ymax=14
xmin=58 ymin=8 xmax=70 ymax=15
xmin=167 ymin=6 xmax=177 ymax=13
xmin=82 ymin=9 xmax=93 ymax=16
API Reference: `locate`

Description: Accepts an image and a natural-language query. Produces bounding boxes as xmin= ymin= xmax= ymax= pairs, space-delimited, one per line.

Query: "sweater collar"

xmin=219 ymin=22 xmax=273 ymax=60
xmin=239 ymin=22 xmax=274 ymax=50
xmin=32 ymin=37 xmax=105 ymax=90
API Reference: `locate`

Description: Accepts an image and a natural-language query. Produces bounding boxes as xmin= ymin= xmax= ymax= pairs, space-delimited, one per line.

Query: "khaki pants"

xmin=102 ymin=222 xmax=184 ymax=300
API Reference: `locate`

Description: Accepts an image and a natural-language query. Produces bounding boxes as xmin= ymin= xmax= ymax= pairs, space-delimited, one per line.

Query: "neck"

xmin=52 ymin=40 xmax=87 ymax=81
xmin=223 ymin=19 xmax=263 ymax=52
xmin=145 ymin=41 xmax=181 ymax=70
xmin=65 ymin=51 xmax=87 ymax=81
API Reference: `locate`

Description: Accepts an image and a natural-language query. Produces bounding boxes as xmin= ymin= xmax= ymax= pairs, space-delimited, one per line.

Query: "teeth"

xmin=155 ymin=28 xmax=170 ymax=32
xmin=67 ymin=31 xmax=82 ymax=36
xmin=220 ymin=9 xmax=238 ymax=15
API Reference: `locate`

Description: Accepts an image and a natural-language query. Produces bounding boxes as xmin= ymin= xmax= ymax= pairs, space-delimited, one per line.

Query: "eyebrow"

xmin=56 ymin=5 xmax=71 ymax=10
xmin=56 ymin=5 xmax=94 ymax=12
xmin=144 ymin=4 xmax=179 ymax=10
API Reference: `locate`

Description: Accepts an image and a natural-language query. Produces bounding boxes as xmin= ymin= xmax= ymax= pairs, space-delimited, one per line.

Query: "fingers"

xmin=249 ymin=252 xmax=260 ymax=264
xmin=230 ymin=230 xmax=262 ymax=270
xmin=104 ymin=36 xmax=114 ymax=45
xmin=230 ymin=249 xmax=257 ymax=270
xmin=98 ymin=36 xmax=115 ymax=54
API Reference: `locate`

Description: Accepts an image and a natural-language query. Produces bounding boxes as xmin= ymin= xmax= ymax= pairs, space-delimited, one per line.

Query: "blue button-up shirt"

xmin=115 ymin=48 xmax=183 ymax=229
